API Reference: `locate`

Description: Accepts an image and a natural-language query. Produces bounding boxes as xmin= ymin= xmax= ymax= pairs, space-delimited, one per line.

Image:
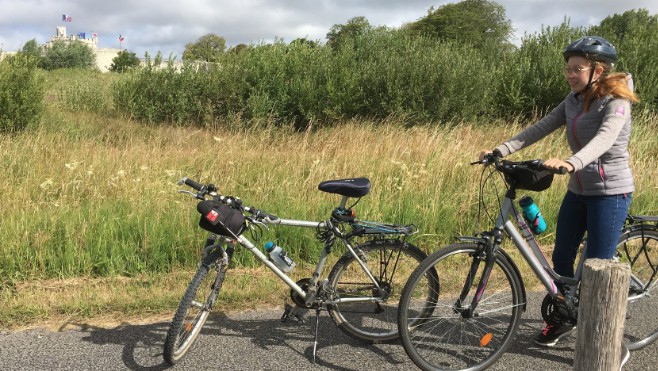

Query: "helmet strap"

xmin=580 ymin=64 xmax=597 ymax=93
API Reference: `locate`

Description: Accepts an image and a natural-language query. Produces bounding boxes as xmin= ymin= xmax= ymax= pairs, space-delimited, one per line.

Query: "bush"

xmin=0 ymin=55 xmax=45 ymax=132
xmin=38 ymin=40 xmax=97 ymax=71
xmin=110 ymin=11 xmax=658 ymax=128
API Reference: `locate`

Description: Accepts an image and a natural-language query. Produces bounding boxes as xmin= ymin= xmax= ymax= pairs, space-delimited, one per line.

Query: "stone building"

xmin=45 ymin=26 xmax=121 ymax=72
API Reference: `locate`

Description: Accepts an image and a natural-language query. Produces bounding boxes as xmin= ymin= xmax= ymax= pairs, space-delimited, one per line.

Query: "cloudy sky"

xmin=1 ymin=0 xmax=656 ymax=58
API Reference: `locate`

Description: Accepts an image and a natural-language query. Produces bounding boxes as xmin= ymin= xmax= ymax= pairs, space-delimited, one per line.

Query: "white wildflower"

xmin=40 ymin=179 xmax=54 ymax=190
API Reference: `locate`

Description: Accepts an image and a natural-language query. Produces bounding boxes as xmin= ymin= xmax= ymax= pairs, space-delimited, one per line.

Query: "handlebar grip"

xmin=557 ymin=166 xmax=568 ymax=175
xmin=182 ymin=177 xmax=204 ymax=191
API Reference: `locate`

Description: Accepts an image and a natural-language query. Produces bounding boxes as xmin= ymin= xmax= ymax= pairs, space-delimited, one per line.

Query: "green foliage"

xmin=496 ymin=20 xmax=583 ymax=116
xmin=326 ymin=16 xmax=372 ymax=49
xmin=589 ymin=9 xmax=658 ymax=111
xmin=18 ymin=39 xmax=43 ymax=62
xmin=109 ymin=49 xmax=141 ymax=73
xmin=0 ymin=54 xmax=45 ymax=132
xmin=403 ymin=0 xmax=514 ymax=53
xmin=182 ymin=33 xmax=226 ymax=62
xmin=80 ymin=5 xmax=658 ymax=126
xmin=46 ymin=69 xmax=116 ymax=114
xmin=38 ymin=40 xmax=97 ymax=71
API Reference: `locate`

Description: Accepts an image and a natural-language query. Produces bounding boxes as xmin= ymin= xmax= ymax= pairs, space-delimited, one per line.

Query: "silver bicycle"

xmin=397 ymin=154 xmax=658 ymax=370
xmin=163 ymin=176 xmax=439 ymax=365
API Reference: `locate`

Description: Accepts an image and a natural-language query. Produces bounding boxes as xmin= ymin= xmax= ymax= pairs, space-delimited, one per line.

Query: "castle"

xmin=46 ymin=26 xmax=122 ymax=72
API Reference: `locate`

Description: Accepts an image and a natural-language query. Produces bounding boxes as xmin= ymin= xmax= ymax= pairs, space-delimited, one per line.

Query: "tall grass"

xmin=1 ymin=106 xmax=656 ymax=281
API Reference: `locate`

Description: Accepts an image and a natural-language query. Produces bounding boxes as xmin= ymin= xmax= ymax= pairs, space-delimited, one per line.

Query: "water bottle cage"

xmin=525 ymin=212 xmax=543 ymax=234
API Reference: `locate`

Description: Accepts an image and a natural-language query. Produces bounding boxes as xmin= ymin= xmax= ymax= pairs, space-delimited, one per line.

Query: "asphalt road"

xmin=1 ymin=298 xmax=656 ymax=370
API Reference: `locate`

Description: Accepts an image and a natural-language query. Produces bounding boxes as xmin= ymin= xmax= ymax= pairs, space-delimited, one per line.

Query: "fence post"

xmin=573 ymin=258 xmax=630 ymax=370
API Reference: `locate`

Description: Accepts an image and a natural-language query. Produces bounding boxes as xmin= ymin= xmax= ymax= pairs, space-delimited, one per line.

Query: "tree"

xmin=403 ymin=0 xmax=513 ymax=51
xmin=589 ymin=9 xmax=658 ymax=110
xmin=18 ymin=39 xmax=43 ymax=61
xmin=38 ymin=40 xmax=96 ymax=70
xmin=326 ymin=16 xmax=372 ymax=49
xmin=182 ymin=33 xmax=226 ymax=62
xmin=109 ymin=49 xmax=141 ymax=72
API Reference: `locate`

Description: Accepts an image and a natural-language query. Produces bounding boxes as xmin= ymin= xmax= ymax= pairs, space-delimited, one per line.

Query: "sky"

xmin=1 ymin=0 xmax=657 ymax=58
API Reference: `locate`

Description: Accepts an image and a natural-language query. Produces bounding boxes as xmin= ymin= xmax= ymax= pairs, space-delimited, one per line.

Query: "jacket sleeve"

xmin=495 ymin=100 xmax=566 ymax=157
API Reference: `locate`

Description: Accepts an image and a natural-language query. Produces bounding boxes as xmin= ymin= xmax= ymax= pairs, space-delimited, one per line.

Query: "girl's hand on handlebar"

xmin=478 ymin=150 xmax=492 ymax=162
xmin=543 ymin=158 xmax=573 ymax=174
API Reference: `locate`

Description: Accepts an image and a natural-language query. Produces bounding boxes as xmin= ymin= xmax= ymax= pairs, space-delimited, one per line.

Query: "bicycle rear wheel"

xmin=617 ymin=228 xmax=658 ymax=350
xmin=398 ymin=243 xmax=524 ymax=371
xmin=326 ymin=239 xmax=436 ymax=343
xmin=163 ymin=258 xmax=228 ymax=365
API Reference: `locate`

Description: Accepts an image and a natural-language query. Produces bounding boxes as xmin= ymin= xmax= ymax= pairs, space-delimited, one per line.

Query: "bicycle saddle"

xmin=318 ymin=178 xmax=371 ymax=198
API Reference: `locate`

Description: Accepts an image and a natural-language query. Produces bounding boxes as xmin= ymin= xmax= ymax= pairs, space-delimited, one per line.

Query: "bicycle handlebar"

xmin=472 ymin=153 xmax=568 ymax=175
xmin=177 ymin=177 xmax=280 ymax=222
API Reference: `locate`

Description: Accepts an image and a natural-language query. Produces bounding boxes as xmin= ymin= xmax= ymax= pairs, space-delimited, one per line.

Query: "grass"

xmin=0 ymin=103 xmax=656 ymax=330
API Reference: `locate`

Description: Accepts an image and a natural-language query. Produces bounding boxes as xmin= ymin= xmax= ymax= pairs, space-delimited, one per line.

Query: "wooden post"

xmin=573 ymin=258 xmax=631 ymax=370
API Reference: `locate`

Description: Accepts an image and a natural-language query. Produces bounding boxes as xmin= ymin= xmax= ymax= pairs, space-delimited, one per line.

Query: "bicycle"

xmin=163 ymin=176 xmax=439 ymax=365
xmin=396 ymin=152 xmax=658 ymax=370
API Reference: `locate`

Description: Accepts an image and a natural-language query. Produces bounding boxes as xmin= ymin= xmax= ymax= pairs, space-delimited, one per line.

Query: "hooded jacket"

xmin=495 ymin=82 xmax=634 ymax=196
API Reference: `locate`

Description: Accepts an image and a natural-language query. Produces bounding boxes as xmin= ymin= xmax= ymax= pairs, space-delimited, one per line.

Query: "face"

xmin=564 ymin=56 xmax=602 ymax=92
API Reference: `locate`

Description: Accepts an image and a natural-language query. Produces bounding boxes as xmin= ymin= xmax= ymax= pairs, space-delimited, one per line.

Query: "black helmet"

xmin=562 ymin=36 xmax=617 ymax=65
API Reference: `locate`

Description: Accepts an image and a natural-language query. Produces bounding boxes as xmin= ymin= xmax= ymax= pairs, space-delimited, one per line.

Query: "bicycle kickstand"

xmin=312 ymin=306 xmax=320 ymax=364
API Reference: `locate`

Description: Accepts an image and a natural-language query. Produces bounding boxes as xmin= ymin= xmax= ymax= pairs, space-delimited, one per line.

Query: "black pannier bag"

xmin=197 ymin=200 xmax=246 ymax=237
xmin=503 ymin=163 xmax=554 ymax=192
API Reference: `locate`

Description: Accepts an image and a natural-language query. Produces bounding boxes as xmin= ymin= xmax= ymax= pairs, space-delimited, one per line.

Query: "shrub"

xmin=0 ymin=55 xmax=45 ymax=132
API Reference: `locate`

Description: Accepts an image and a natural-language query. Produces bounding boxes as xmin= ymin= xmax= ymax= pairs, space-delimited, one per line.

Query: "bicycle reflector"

xmin=480 ymin=332 xmax=493 ymax=347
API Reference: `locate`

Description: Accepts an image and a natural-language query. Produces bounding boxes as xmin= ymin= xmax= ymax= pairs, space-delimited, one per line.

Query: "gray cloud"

xmin=1 ymin=0 xmax=656 ymax=58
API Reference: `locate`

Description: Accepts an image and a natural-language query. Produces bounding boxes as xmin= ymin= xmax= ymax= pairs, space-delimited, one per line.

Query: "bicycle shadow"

xmin=72 ymin=308 xmax=410 ymax=370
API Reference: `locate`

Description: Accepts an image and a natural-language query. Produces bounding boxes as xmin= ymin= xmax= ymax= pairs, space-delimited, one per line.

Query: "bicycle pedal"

xmin=293 ymin=313 xmax=305 ymax=324
xmin=281 ymin=304 xmax=293 ymax=322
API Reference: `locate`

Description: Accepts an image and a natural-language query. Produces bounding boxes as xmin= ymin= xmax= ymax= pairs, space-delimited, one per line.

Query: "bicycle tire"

xmin=398 ymin=243 xmax=524 ymax=371
xmin=163 ymin=259 xmax=227 ymax=365
xmin=326 ymin=239 xmax=436 ymax=343
xmin=617 ymin=228 xmax=658 ymax=350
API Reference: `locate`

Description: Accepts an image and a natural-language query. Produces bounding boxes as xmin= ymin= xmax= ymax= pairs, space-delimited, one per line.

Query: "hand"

xmin=543 ymin=158 xmax=574 ymax=173
xmin=479 ymin=150 xmax=492 ymax=161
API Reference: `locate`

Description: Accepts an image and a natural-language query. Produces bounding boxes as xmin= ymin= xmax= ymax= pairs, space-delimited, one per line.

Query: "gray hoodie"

xmin=495 ymin=86 xmax=634 ymax=196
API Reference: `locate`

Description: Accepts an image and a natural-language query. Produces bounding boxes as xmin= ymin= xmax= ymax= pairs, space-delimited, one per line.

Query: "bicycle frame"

xmin=483 ymin=192 xmax=587 ymax=299
xmin=217 ymin=215 xmax=386 ymax=308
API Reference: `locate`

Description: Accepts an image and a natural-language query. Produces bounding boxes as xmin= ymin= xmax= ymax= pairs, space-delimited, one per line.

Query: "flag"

xmin=78 ymin=32 xmax=86 ymax=39
xmin=62 ymin=14 xmax=72 ymax=22
xmin=119 ymin=34 xmax=125 ymax=42
xmin=91 ymin=32 xmax=98 ymax=38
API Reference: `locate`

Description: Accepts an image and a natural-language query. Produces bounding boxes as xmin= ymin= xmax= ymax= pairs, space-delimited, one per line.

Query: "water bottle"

xmin=519 ymin=196 xmax=547 ymax=234
xmin=264 ymin=241 xmax=295 ymax=273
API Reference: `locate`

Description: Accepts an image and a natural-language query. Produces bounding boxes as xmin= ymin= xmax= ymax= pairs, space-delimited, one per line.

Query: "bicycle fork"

xmin=455 ymin=232 xmax=501 ymax=319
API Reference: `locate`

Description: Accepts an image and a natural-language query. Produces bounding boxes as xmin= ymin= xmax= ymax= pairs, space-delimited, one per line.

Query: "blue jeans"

xmin=552 ymin=190 xmax=632 ymax=279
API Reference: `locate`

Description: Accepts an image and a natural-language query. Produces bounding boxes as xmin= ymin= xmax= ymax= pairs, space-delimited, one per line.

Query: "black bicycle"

xmin=397 ymin=153 xmax=658 ymax=370
xmin=163 ymin=177 xmax=439 ymax=365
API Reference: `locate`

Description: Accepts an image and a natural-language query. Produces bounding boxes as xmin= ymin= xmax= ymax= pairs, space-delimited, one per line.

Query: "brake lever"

xmin=250 ymin=219 xmax=270 ymax=231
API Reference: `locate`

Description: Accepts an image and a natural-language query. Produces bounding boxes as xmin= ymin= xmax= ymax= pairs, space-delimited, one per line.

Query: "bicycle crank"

xmin=541 ymin=294 xmax=578 ymax=327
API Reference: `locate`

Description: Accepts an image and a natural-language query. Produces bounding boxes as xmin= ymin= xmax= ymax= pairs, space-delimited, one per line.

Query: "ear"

xmin=593 ymin=64 xmax=605 ymax=79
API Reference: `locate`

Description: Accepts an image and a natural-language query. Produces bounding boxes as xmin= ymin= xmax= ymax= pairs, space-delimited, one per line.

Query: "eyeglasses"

xmin=563 ymin=66 xmax=591 ymax=75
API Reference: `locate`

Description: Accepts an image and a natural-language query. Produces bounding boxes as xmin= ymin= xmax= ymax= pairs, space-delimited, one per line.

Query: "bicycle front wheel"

xmin=326 ymin=239 xmax=435 ymax=343
xmin=163 ymin=259 xmax=227 ymax=365
xmin=617 ymin=228 xmax=658 ymax=350
xmin=398 ymin=243 xmax=524 ymax=371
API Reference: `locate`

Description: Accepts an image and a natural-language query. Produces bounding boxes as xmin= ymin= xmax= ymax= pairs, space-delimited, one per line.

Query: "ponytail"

xmin=582 ymin=65 xmax=640 ymax=111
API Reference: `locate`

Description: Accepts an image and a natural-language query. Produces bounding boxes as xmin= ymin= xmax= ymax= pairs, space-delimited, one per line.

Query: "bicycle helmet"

xmin=562 ymin=36 xmax=617 ymax=65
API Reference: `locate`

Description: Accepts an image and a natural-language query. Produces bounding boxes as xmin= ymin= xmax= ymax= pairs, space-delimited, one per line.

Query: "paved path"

xmin=1 ymin=302 xmax=656 ymax=370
